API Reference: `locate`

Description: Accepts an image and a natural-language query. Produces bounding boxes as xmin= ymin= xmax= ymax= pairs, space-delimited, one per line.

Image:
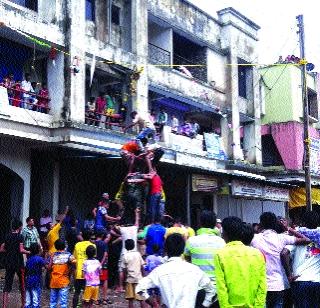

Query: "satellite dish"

xmin=306 ymin=63 xmax=315 ymax=71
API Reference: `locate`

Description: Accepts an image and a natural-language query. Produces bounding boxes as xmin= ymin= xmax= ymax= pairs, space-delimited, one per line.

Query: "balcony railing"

xmin=148 ymin=43 xmax=171 ymax=66
xmin=173 ymin=53 xmax=207 ymax=83
xmin=1 ymin=84 xmax=50 ymax=113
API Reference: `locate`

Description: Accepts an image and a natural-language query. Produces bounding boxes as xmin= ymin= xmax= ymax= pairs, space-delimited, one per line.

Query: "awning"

xmin=289 ymin=187 xmax=320 ymax=208
xmin=149 ymin=84 xmax=219 ymax=114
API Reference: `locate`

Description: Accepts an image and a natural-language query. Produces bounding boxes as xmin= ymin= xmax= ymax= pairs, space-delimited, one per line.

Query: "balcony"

xmin=148 ymin=43 xmax=171 ymax=66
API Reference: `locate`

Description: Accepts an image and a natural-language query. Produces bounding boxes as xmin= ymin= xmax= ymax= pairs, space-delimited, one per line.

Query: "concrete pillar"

xmin=220 ymin=116 xmax=232 ymax=159
xmin=131 ymin=0 xmax=148 ymax=113
xmin=95 ymin=0 xmax=108 ymax=42
xmin=229 ymin=52 xmax=243 ymax=160
xmin=63 ymin=0 xmax=86 ymax=123
xmin=243 ymin=67 xmax=262 ymax=164
xmin=47 ymin=52 xmax=65 ymax=122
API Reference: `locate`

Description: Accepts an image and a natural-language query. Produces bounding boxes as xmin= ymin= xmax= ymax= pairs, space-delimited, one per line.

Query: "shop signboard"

xmin=232 ymin=180 xmax=289 ymax=202
xmin=176 ymin=152 xmax=217 ymax=171
xmin=310 ymin=137 xmax=320 ymax=175
xmin=231 ymin=180 xmax=263 ymax=198
xmin=192 ymin=174 xmax=219 ymax=192
xmin=263 ymin=186 xmax=289 ymax=202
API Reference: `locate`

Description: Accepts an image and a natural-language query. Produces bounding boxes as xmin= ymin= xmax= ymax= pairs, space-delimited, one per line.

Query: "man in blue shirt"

xmin=92 ymin=193 xmax=121 ymax=233
xmin=145 ymin=219 xmax=166 ymax=256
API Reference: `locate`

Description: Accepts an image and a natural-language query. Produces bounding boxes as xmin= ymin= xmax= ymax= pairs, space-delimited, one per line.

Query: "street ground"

xmin=0 ymin=269 xmax=132 ymax=307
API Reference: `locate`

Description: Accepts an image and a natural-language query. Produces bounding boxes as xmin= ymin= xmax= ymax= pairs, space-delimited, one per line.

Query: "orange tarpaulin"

xmin=289 ymin=187 xmax=320 ymax=209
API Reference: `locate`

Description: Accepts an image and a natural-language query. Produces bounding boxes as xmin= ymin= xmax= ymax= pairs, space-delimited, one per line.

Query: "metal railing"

xmin=1 ymin=84 xmax=50 ymax=113
xmin=173 ymin=53 xmax=207 ymax=82
xmin=148 ymin=43 xmax=171 ymax=66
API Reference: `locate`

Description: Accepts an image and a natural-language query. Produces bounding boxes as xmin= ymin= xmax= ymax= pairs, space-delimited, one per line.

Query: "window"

xmin=238 ymin=59 xmax=253 ymax=99
xmin=9 ymin=0 xmax=38 ymax=11
xmin=112 ymin=5 xmax=121 ymax=25
xmin=308 ymin=88 xmax=318 ymax=120
xmin=238 ymin=66 xmax=247 ymax=98
xmin=85 ymin=0 xmax=95 ymax=21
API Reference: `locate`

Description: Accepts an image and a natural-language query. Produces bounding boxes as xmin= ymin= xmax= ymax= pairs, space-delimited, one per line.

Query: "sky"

xmin=188 ymin=0 xmax=320 ymax=71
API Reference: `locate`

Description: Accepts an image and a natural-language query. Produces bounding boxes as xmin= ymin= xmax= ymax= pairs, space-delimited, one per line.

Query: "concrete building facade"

xmin=0 ymin=0 xmax=288 ymax=234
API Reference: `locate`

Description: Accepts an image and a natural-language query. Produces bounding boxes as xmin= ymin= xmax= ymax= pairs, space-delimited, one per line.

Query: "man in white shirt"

xmin=21 ymin=73 xmax=34 ymax=109
xmin=136 ymin=233 xmax=215 ymax=308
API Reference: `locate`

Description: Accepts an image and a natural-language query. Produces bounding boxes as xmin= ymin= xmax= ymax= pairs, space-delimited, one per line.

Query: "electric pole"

xmin=297 ymin=14 xmax=312 ymax=211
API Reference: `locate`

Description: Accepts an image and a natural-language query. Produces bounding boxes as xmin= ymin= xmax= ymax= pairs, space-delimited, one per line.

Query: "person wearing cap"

xmin=214 ymin=219 xmax=222 ymax=236
xmin=92 ymin=193 xmax=121 ymax=234
xmin=47 ymin=206 xmax=69 ymax=256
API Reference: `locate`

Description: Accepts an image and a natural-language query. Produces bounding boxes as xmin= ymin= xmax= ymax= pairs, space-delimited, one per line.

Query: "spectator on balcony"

xmin=30 ymin=82 xmax=39 ymax=111
xmin=190 ymin=120 xmax=200 ymax=138
xmin=105 ymin=94 xmax=116 ymax=128
xmin=181 ymin=120 xmax=192 ymax=137
xmin=86 ymin=96 xmax=96 ymax=125
xmin=156 ymin=108 xmax=168 ymax=139
xmin=1 ymin=73 xmax=15 ymax=105
xmin=95 ymin=93 xmax=106 ymax=126
xmin=38 ymin=83 xmax=50 ymax=114
xmin=118 ymin=101 xmax=127 ymax=123
xmin=171 ymin=115 xmax=179 ymax=134
xmin=21 ymin=73 xmax=35 ymax=109
xmin=12 ymin=81 xmax=22 ymax=108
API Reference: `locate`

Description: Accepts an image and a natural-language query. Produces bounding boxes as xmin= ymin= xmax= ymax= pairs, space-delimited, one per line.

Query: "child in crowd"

xmin=48 ymin=239 xmax=76 ymax=308
xmin=95 ymin=231 xmax=112 ymax=305
xmin=82 ymin=245 xmax=102 ymax=308
xmin=120 ymin=239 xmax=146 ymax=308
xmin=144 ymin=244 xmax=163 ymax=308
xmin=25 ymin=243 xmax=46 ymax=308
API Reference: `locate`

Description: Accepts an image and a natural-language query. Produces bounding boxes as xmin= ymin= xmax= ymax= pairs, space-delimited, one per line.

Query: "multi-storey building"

xmin=0 ymin=0 xmax=290 ymax=237
xmin=259 ymin=62 xmax=320 ymax=218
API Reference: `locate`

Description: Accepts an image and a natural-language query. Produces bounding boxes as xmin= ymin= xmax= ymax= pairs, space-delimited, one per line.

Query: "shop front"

xmin=217 ymin=179 xmax=290 ymax=223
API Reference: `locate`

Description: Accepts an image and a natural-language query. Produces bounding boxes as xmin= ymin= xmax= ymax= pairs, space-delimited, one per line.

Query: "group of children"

xmin=23 ymin=226 xmax=165 ymax=308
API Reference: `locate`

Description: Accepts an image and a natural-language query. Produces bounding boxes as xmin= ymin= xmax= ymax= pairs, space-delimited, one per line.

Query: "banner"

xmin=192 ymin=174 xmax=219 ymax=192
xmin=204 ymin=133 xmax=227 ymax=160
xmin=310 ymin=137 xmax=320 ymax=174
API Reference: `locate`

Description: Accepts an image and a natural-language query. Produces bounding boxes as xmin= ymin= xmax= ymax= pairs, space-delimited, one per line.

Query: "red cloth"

xmin=95 ymin=97 xmax=106 ymax=114
xmin=121 ymin=141 xmax=140 ymax=154
xmin=150 ymin=174 xmax=162 ymax=194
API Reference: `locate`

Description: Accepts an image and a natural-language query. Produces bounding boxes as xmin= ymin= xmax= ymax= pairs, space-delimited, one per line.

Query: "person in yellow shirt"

xmin=165 ymin=218 xmax=188 ymax=241
xmin=72 ymin=229 xmax=96 ymax=308
xmin=47 ymin=206 xmax=69 ymax=256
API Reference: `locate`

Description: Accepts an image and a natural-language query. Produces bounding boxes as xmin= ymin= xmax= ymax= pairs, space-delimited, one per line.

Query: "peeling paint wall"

xmin=147 ymin=0 xmax=221 ymax=47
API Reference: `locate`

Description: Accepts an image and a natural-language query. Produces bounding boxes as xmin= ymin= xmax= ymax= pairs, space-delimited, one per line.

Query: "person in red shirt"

xmin=144 ymin=169 xmax=163 ymax=223
xmin=95 ymin=93 xmax=106 ymax=126
xmin=37 ymin=83 xmax=50 ymax=113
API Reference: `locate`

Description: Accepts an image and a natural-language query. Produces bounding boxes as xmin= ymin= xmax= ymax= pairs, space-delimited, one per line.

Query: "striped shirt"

xmin=184 ymin=228 xmax=225 ymax=282
xmin=21 ymin=226 xmax=40 ymax=249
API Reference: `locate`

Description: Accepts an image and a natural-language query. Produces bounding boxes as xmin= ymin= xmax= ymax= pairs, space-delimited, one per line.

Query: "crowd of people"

xmin=0 ymin=73 xmax=50 ymax=113
xmin=2 ymin=204 xmax=320 ymax=308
